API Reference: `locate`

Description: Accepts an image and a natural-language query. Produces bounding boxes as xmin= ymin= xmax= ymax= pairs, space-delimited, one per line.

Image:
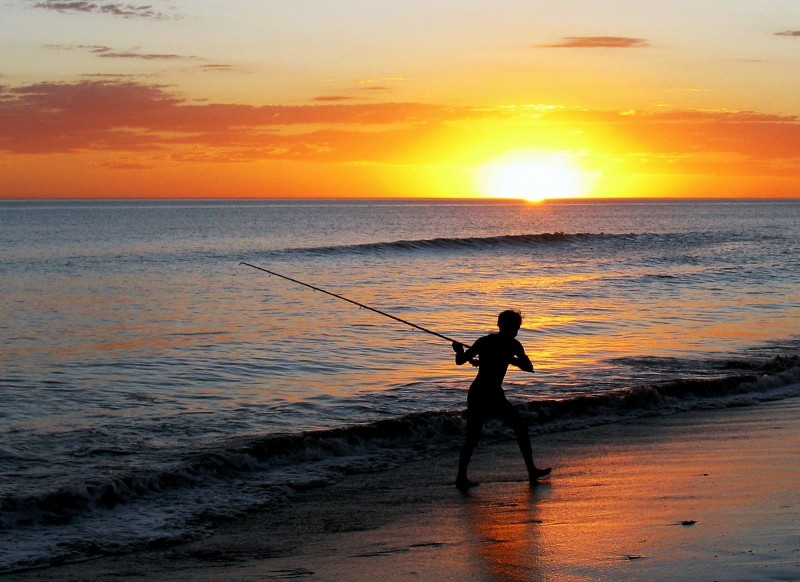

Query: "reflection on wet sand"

xmin=464 ymin=485 xmax=547 ymax=581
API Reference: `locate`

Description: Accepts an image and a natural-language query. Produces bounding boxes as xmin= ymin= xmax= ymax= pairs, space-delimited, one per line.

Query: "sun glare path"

xmin=478 ymin=154 xmax=593 ymax=202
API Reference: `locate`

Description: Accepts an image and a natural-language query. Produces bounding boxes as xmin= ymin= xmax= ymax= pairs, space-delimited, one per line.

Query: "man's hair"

xmin=497 ymin=309 xmax=523 ymax=330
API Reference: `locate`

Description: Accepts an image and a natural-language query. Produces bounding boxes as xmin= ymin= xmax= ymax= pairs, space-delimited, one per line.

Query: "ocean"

xmin=1 ymin=198 xmax=799 ymax=573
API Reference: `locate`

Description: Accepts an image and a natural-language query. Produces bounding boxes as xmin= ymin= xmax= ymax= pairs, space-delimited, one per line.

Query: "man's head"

xmin=497 ymin=309 xmax=523 ymax=336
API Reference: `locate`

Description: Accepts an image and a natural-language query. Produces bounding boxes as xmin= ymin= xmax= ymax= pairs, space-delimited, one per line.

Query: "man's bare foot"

xmin=529 ymin=467 xmax=551 ymax=483
xmin=455 ymin=477 xmax=480 ymax=491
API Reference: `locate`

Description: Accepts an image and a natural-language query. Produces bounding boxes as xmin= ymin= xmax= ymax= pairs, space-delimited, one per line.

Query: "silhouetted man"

xmin=453 ymin=309 xmax=550 ymax=490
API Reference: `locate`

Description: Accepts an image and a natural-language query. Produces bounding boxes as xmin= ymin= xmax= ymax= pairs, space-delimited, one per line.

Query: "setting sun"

xmin=478 ymin=154 xmax=595 ymax=202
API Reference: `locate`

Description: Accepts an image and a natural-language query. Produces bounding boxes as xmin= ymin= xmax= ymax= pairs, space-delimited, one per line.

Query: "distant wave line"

xmin=270 ymin=232 xmax=638 ymax=258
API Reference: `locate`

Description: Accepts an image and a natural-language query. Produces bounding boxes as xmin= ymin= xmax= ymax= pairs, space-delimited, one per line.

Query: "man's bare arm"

xmin=511 ymin=343 xmax=534 ymax=372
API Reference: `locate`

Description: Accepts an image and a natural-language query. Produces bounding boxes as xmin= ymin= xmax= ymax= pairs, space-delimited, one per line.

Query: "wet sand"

xmin=7 ymin=397 xmax=800 ymax=581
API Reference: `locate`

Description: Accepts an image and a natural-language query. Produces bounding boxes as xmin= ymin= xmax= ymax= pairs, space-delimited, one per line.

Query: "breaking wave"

xmin=275 ymin=232 xmax=619 ymax=257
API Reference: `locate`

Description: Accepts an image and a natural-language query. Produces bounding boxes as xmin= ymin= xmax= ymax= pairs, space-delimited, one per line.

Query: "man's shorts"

xmin=466 ymin=391 xmax=522 ymax=427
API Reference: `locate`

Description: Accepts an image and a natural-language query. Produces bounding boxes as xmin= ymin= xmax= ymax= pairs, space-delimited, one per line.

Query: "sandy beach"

xmin=6 ymin=396 xmax=799 ymax=581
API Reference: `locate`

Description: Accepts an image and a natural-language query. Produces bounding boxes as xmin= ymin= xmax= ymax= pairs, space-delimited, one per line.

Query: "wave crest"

xmin=278 ymin=232 xmax=606 ymax=257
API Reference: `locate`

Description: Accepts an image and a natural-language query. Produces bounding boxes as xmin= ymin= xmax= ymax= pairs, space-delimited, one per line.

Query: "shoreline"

xmin=6 ymin=397 xmax=800 ymax=581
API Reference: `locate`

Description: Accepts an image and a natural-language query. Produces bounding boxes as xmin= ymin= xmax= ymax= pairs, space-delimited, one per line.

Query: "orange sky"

xmin=1 ymin=1 xmax=800 ymax=199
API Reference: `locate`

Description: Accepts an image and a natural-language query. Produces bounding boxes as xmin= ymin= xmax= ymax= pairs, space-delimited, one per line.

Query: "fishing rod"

xmin=239 ymin=262 xmax=466 ymax=347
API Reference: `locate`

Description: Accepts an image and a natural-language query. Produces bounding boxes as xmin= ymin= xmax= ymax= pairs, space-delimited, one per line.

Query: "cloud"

xmin=81 ymin=73 xmax=146 ymax=78
xmin=312 ymin=84 xmax=394 ymax=103
xmin=199 ymin=64 xmax=239 ymax=72
xmin=668 ymin=87 xmax=714 ymax=93
xmin=538 ymin=36 xmax=649 ymax=48
xmin=0 ymin=80 xmax=481 ymax=156
xmin=32 ymin=1 xmax=172 ymax=19
xmin=356 ymin=77 xmax=409 ymax=85
xmin=49 ymin=44 xmax=195 ymax=61
xmin=775 ymin=30 xmax=800 ymax=37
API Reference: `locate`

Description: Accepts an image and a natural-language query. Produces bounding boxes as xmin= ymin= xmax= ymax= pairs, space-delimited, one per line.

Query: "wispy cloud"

xmin=668 ymin=87 xmax=714 ymax=93
xmin=538 ymin=36 xmax=649 ymax=48
xmin=313 ymin=96 xmax=354 ymax=102
xmin=311 ymin=81 xmax=397 ymax=104
xmin=199 ymin=64 xmax=240 ymax=73
xmin=356 ymin=77 xmax=409 ymax=85
xmin=775 ymin=30 xmax=800 ymax=37
xmin=49 ymin=44 xmax=195 ymax=61
xmin=81 ymin=73 xmax=149 ymax=78
xmin=32 ymin=1 xmax=172 ymax=19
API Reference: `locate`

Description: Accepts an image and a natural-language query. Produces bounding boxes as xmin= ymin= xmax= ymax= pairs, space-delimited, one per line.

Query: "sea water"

xmin=1 ymin=198 xmax=799 ymax=572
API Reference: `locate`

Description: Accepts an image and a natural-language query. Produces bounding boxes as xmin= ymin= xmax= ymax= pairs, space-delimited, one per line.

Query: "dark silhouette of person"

xmin=453 ymin=309 xmax=551 ymax=490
